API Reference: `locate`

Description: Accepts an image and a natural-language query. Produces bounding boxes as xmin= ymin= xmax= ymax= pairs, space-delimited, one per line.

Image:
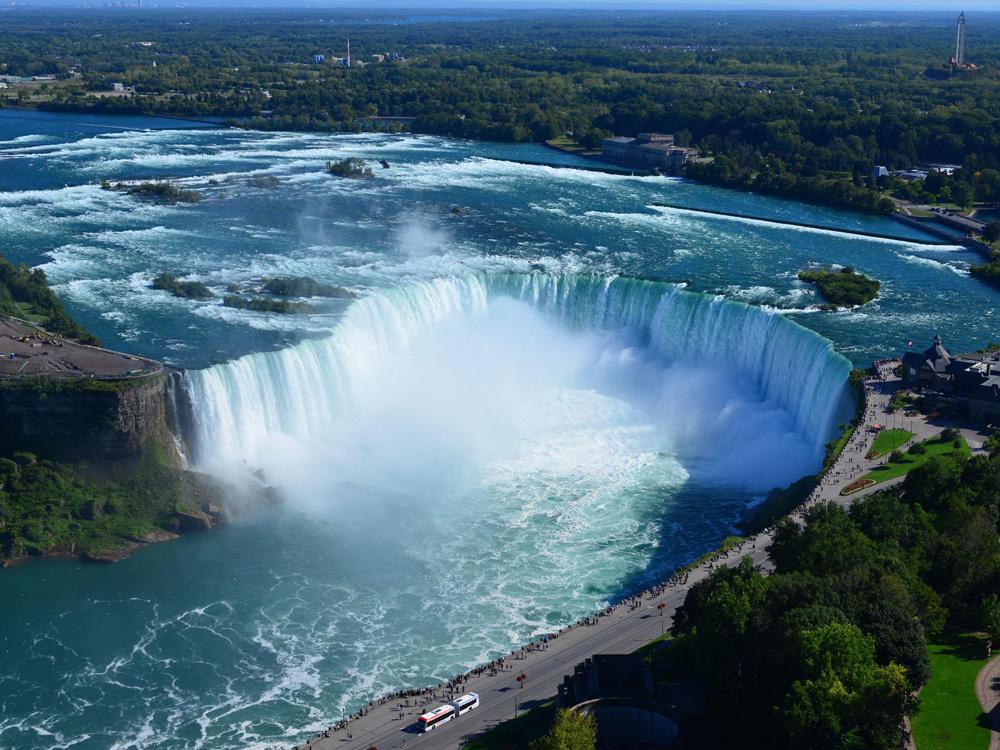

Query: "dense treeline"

xmin=0 ymin=253 xmax=99 ymax=345
xmin=672 ymin=439 xmax=1000 ymax=749
xmin=3 ymin=9 xmax=1000 ymax=213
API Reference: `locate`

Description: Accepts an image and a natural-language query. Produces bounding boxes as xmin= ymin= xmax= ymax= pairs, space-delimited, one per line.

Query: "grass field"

xmin=866 ymin=428 xmax=914 ymax=458
xmin=863 ymin=434 xmax=970 ymax=484
xmin=912 ymin=633 xmax=991 ymax=750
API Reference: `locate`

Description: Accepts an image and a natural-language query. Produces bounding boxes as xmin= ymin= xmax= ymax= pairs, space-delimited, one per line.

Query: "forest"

xmin=2 ymin=9 xmax=1000 ymax=213
xmin=672 ymin=438 xmax=1000 ymax=749
xmin=0 ymin=254 xmax=98 ymax=345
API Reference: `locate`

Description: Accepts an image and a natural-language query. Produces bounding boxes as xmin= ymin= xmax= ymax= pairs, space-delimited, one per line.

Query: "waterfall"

xmin=183 ymin=273 xmax=853 ymax=468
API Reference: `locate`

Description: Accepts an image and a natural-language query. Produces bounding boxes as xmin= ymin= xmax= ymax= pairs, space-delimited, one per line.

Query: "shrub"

xmin=940 ymin=427 xmax=960 ymax=442
xmin=12 ymin=451 xmax=37 ymax=468
xmin=889 ymin=450 xmax=905 ymax=464
xmin=0 ymin=457 xmax=20 ymax=485
xmin=910 ymin=443 xmax=927 ymax=455
xmin=151 ymin=272 xmax=213 ymax=300
xmin=325 ymin=157 xmax=373 ymax=179
xmin=125 ymin=181 xmax=202 ymax=203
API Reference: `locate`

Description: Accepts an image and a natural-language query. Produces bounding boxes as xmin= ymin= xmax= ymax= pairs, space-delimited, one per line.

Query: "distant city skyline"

xmin=3 ymin=0 xmax=1000 ymax=9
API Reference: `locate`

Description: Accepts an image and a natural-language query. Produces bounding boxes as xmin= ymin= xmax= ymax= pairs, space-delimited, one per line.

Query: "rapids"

xmin=0 ymin=109 xmax=994 ymax=750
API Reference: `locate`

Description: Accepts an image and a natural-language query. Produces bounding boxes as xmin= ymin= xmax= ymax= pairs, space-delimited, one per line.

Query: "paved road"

xmin=976 ymin=654 xmax=1000 ymax=750
xmin=295 ymin=362 xmax=983 ymax=750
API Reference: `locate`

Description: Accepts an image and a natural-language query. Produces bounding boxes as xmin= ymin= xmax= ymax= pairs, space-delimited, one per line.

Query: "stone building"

xmin=601 ymin=133 xmax=697 ymax=175
xmin=902 ymin=335 xmax=1000 ymax=425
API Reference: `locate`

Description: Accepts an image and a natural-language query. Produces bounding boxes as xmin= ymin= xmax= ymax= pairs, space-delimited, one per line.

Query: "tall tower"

xmin=347 ymin=38 xmax=351 ymax=68
xmin=955 ymin=12 xmax=967 ymax=66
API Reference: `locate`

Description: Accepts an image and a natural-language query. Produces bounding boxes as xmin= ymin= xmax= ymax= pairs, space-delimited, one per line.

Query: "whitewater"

xmin=0 ymin=110 xmax=996 ymax=750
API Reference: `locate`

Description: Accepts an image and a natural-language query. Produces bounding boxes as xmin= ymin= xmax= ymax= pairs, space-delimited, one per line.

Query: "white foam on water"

xmin=899 ymin=253 xmax=970 ymax=276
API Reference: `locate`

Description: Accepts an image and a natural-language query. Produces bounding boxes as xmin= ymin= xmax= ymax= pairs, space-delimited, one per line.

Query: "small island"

xmin=325 ymin=158 xmax=374 ymax=179
xmin=151 ymin=271 xmax=214 ymax=300
xmin=222 ymin=295 xmax=314 ymax=314
xmin=798 ymin=266 xmax=880 ymax=309
xmin=261 ymin=276 xmax=357 ymax=299
xmin=101 ymin=179 xmax=202 ymax=204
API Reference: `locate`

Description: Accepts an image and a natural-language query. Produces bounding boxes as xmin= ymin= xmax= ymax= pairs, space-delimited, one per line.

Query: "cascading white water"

xmin=186 ymin=272 xmax=853 ymax=487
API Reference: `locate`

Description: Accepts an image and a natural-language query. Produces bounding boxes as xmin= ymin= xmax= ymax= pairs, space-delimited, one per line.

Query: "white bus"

xmin=451 ymin=692 xmax=480 ymax=716
xmin=417 ymin=704 xmax=456 ymax=732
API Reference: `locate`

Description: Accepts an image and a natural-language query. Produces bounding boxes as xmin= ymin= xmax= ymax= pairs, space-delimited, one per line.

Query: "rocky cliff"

xmin=0 ymin=373 xmax=178 ymax=462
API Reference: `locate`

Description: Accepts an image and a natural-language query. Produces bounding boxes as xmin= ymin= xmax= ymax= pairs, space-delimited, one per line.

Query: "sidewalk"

xmin=976 ymin=654 xmax=1000 ymax=750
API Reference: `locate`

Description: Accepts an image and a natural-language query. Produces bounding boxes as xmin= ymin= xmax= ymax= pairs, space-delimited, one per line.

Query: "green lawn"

xmin=912 ymin=633 xmax=992 ymax=750
xmin=545 ymin=136 xmax=587 ymax=153
xmin=863 ymin=435 xmax=970 ymax=484
xmin=462 ymin=699 xmax=554 ymax=750
xmin=867 ymin=428 xmax=914 ymax=458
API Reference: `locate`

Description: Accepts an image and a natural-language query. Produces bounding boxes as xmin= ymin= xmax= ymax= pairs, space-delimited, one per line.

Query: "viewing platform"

xmin=0 ymin=318 xmax=161 ymax=380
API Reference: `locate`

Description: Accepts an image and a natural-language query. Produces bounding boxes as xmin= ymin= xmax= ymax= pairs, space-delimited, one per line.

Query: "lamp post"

xmin=657 ymin=601 xmax=666 ymax=636
xmin=516 ymin=672 xmax=527 ymax=689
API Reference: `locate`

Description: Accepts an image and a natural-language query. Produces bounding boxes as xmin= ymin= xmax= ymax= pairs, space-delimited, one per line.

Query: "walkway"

xmin=294 ymin=361 xmax=983 ymax=750
xmin=976 ymin=654 xmax=1000 ymax=750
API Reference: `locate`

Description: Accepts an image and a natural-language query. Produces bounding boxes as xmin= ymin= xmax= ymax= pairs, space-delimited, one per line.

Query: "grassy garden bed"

xmin=840 ymin=478 xmax=877 ymax=496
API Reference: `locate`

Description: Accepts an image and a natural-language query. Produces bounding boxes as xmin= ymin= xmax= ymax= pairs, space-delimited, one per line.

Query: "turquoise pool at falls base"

xmin=0 ymin=110 xmax=996 ymax=750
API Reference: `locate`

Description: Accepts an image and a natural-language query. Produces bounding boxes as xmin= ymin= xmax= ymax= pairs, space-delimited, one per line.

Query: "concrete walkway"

xmin=293 ymin=361 xmax=982 ymax=750
xmin=976 ymin=654 xmax=1000 ymax=750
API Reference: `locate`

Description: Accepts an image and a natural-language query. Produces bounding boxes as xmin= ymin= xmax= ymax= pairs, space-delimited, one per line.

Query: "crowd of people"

xmin=796 ymin=358 xmax=897 ymax=518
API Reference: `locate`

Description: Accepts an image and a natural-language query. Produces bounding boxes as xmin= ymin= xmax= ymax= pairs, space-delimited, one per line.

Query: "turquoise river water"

xmin=0 ymin=109 xmax=995 ymax=750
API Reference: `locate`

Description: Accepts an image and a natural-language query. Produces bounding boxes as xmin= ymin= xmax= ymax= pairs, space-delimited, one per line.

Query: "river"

xmin=0 ymin=109 xmax=994 ymax=750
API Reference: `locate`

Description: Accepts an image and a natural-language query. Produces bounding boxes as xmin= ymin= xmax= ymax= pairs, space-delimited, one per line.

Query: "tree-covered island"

xmin=799 ymin=266 xmax=881 ymax=309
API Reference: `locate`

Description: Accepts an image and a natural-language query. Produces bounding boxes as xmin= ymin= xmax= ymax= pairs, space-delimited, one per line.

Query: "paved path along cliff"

xmin=296 ymin=363 xmax=984 ymax=750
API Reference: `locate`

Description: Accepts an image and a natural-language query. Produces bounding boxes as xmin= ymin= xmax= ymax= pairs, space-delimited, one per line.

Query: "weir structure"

xmin=651 ymin=202 xmax=952 ymax=246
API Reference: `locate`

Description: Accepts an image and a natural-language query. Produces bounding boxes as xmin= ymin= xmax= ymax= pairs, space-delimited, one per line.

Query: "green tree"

xmin=983 ymin=594 xmax=1000 ymax=643
xmin=784 ymin=623 xmax=911 ymax=750
xmin=951 ymin=182 xmax=975 ymax=210
xmin=530 ymin=709 xmax=597 ymax=750
xmin=984 ymin=222 xmax=1000 ymax=243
